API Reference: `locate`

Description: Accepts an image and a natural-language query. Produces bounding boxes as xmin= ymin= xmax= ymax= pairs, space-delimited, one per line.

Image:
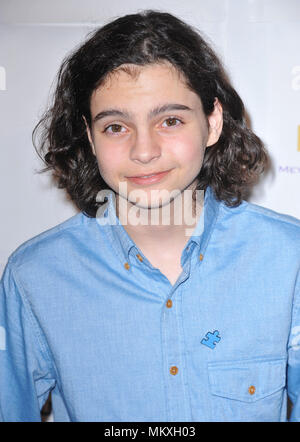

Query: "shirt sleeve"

xmin=288 ymin=268 xmax=300 ymax=422
xmin=0 ymin=260 xmax=56 ymax=422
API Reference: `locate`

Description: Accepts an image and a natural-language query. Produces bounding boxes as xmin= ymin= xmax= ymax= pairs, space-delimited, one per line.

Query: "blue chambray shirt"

xmin=1 ymin=186 xmax=300 ymax=422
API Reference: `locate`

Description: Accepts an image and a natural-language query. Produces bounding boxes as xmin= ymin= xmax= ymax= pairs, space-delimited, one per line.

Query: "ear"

xmin=206 ymin=98 xmax=223 ymax=147
xmin=82 ymin=115 xmax=96 ymax=156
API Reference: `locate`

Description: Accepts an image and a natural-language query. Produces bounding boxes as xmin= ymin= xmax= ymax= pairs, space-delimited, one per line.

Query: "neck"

xmin=116 ymin=187 xmax=204 ymax=249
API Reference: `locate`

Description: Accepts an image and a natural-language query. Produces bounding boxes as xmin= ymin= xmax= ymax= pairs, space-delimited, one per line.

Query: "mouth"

xmin=126 ymin=169 xmax=172 ymax=185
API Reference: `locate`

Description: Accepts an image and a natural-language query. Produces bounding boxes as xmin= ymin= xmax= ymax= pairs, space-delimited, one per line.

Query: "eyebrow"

xmin=93 ymin=103 xmax=194 ymax=123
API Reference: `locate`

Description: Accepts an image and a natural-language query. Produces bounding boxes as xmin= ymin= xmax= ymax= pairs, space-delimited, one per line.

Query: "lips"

xmin=126 ymin=169 xmax=172 ymax=185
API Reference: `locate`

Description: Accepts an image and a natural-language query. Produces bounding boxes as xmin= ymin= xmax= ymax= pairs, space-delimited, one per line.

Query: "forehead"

xmin=90 ymin=62 xmax=198 ymax=109
xmin=101 ymin=61 xmax=187 ymax=88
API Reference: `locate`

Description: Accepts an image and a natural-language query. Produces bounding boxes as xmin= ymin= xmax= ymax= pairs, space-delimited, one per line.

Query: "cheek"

xmin=171 ymin=135 xmax=206 ymax=166
xmin=94 ymin=144 xmax=125 ymax=181
xmin=93 ymin=147 xmax=111 ymax=178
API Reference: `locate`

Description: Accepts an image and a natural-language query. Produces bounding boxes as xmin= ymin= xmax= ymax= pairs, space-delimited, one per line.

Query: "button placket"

xmin=162 ymin=287 xmax=189 ymax=421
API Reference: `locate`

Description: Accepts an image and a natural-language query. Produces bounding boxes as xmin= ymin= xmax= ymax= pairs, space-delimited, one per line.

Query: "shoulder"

xmin=219 ymin=198 xmax=300 ymax=245
xmin=7 ymin=212 xmax=91 ymax=270
xmin=244 ymin=201 xmax=300 ymax=229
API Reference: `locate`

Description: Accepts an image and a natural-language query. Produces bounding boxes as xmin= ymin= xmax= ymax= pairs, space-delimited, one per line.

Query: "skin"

xmin=85 ymin=62 xmax=223 ymax=281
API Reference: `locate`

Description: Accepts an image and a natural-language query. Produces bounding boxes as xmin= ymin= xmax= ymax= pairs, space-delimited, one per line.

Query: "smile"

xmin=126 ymin=169 xmax=172 ymax=185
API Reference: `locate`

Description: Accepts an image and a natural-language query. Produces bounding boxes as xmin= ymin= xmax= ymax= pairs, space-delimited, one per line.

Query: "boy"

xmin=1 ymin=10 xmax=300 ymax=422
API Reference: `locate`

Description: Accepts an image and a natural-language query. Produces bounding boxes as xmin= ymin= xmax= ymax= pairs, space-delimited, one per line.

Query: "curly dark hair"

xmin=33 ymin=9 xmax=268 ymax=217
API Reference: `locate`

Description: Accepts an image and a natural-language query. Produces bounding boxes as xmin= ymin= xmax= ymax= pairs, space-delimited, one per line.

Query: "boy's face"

xmin=86 ymin=62 xmax=222 ymax=210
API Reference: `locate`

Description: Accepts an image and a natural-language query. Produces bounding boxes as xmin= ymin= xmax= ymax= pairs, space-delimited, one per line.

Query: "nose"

xmin=130 ymin=129 xmax=161 ymax=164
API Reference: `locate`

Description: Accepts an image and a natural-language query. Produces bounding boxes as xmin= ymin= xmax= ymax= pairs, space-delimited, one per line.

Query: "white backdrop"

xmin=1 ymin=0 xmax=300 ymax=276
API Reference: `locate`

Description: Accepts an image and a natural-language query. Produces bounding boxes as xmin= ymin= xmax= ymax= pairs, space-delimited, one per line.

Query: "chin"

xmin=132 ymin=194 xmax=181 ymax=211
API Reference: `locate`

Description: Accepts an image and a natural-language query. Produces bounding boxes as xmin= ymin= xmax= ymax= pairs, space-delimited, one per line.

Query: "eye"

xmin=161 ymin=117 xmax=183 ymax=128
xmin=103 ymin=124 xmax=127 ymax=135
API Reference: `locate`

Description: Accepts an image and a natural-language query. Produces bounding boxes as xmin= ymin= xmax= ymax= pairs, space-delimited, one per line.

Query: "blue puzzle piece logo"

xmin=201 ymin=330 xmax=221 ymax=349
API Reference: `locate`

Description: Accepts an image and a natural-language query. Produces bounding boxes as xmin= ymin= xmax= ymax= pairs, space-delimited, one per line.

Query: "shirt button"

xmin=166 ymin=299 xmax=173 ymax=308
xmin=136 ymin=254 xmax=143 ymax=262
xmin=170 ymin=366 xmax=178 ymax=375
xmin=248 ymin=385 xmax=256 ymax=395
xmin=199 ymin=253 xmax=204 ymax=261
xmin=124 ymin=262 xmax=130 ymax=270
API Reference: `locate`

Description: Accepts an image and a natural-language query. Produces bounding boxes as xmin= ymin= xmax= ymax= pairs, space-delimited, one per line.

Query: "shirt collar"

xmin=95 ymin=186 xmax=221 ymax=264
